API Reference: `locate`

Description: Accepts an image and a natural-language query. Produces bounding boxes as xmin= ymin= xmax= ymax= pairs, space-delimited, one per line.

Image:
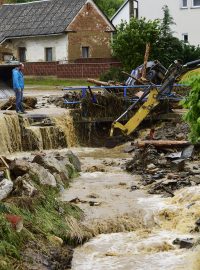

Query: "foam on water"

xmin=71 ymin=230 xmax=192 ymax=270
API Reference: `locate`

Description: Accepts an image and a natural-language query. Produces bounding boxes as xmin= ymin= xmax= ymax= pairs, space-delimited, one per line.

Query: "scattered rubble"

xmin=125 ymin=119 xmax=199 ymax=197
xmin=0 ymin=96 xmax=37 ymax=110
xmin=173 ymin=238 xmax=194 ymax=249
xmin=0 ymin=151 xmax=81 ymax=201
xmin=0 ymin=178 xmax=13 ymax=200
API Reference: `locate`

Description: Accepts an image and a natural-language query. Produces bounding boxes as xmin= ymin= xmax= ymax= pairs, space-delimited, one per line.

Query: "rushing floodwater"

xmin=71 ymin=231 xmax=192 ymax=270
xmin=7 ymin=145 xmax=200 ymax=270
xmin=61 ymin=147 xmax=200 ymax=270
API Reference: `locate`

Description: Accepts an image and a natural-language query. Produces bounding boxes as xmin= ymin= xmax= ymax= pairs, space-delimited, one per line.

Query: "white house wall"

xmin=112 ymin=1 xmax=130 ymax=26
xmin=10 ymin=34 xmax=68 ymax=62
xmin=138 ymin=0 xmax=200 ymax=46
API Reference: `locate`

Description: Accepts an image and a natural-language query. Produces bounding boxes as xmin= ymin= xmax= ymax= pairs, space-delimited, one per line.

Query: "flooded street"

xmin=61 ymin=147 xmax=200 ymax=270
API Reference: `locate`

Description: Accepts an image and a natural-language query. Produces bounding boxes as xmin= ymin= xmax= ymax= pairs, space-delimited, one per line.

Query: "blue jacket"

xmin=12 ymin=68 xmax=24 ymax=90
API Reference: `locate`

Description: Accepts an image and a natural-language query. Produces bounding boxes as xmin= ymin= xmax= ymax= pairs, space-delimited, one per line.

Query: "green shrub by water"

xmin=181 ymin=75 xmax=200 ymax=143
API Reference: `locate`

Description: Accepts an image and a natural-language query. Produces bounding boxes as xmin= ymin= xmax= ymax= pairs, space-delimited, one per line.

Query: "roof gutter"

xmin=0 ymin=32 xmax=65 ymax=45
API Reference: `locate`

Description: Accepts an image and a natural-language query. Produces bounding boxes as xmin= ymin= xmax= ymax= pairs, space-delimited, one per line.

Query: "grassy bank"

xmin=0 ymin=175 xmax=83 ymax=269
xmin=25 ymin=76 xmax=93 ymax=87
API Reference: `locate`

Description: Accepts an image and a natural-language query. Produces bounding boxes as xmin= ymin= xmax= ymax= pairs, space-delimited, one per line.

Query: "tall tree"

xmin=94 ymin=0 xmax=124 ymax=18
xmin=112 ymin=5 xmax=200 ymax=71
xmin=160 ymin=5 xmax=175 ymax=37
xmin=112 ymin=17 xmax=160 ymax=70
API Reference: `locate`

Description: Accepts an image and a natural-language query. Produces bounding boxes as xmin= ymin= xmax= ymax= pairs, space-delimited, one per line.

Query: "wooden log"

xmin=0 ymin=156 xmax=11 ymax=180
xmin=87 ymin=78 xmax=113 ymax=86
xmin=141 ymin=42 xmax=151 ymax=80
xmin=135 ymin=140 xmax=190 ymax=148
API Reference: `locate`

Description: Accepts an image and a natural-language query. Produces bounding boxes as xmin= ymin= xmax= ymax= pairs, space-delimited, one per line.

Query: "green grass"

xmin=0 ymin=177 xmax=83 ymax=269
xmin=25 ymin=76 xmax=93 ymax=87
xmin=181 ymin=68 xmax=200 ymax=81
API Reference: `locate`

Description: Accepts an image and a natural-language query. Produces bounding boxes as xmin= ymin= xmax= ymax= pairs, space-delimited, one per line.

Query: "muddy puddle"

xmin=61 ymin=146 xmax=200 ymax=270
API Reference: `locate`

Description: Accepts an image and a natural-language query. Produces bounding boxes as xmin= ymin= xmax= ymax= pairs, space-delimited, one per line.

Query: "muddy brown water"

xmin=6 ymin=146 xmax=200 ymax=270
xmin=60 ymin=147 xmax=200 ymax=270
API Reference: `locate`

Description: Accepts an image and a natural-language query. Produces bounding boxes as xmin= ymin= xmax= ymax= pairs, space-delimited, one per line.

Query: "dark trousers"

xmin=14 ymin=89 xmax=24 ymax=112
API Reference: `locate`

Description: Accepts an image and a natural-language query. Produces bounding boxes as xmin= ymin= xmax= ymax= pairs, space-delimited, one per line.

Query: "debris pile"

xmin=1 ymin=96 xmax=37 ymax=110
xmin=125 ymin=120 xmax=199 ymax=197
xmin=81 ymin=93 xmax=126 ymax=119
xmin=48 ymin=92 xmax=81 ymax=109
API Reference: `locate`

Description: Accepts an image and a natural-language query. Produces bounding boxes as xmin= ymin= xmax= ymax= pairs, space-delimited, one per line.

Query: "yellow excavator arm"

xmin=110 ymin=59 xmax=200 ymax=138
xmin=110 ymin=88 xmax=159 ymax=136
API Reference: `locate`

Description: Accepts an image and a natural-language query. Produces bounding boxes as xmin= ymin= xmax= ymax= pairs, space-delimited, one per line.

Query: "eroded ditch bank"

xmin=0 ymin=108 xmax=200 ymax=269
xmin=0 ymin=149 xmax=85 ymax=270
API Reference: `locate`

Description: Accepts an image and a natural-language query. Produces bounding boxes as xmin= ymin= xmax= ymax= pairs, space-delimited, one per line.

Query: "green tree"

xmin=112 ymin=17 xmax=160 ymax=70
xmin=94 ymin=0 xmax=124 ymax=18
xmin=181 ymin=76 xmax=200 ymax=143
xmin=160 ymin=5 xmax=175 ymax=37
xmin=112 ymin=5 xmax=200 ymax=71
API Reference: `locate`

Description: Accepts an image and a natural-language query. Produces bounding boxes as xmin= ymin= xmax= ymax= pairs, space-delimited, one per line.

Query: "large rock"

xmin=29 ymin=163 xmax=57 ymax=187
xmin=66 ymin=150 xmax=81 ymax=172
xmin=0 ymin=178 xmax=13 ymax=201
xmin=13 ymin=174 xmax=37 ymax=197
xmin=9 ymin=159 xmax=31 ymax=177
xmin=32 ymin=153 xmax=76 ymax=182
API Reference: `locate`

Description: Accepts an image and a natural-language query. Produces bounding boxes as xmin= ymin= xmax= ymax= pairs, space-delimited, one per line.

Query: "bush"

xmin=99 ymin=67 xmax=127 ymax=83
xmin=181 ymin=75 xmax=200 ymax=143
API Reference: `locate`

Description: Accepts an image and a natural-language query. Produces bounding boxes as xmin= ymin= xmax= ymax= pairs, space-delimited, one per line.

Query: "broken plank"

xmin=87 ymin=78 xmax=113 ymax=86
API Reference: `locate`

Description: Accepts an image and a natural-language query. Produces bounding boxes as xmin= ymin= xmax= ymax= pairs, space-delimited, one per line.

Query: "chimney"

xmin=129 ymin=0 xmax=134 ymax=19
xmin=129 ymin=0 xmax=138 ymax=19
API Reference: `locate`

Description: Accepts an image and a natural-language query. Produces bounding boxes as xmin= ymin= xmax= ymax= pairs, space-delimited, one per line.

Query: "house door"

xmin=18 ymin=47 xmax=26 ymax=62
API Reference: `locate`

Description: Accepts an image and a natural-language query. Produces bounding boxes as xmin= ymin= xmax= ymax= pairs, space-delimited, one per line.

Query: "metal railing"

xmin=62 ymin=84 xmax=185 ymax=104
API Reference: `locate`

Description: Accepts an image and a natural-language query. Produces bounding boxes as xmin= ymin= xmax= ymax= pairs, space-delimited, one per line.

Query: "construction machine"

xmin=109 ymin=59 xmax=200 ymax=140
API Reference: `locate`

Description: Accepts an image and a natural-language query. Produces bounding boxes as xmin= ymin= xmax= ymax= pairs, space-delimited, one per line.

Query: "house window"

xmin=181 ymin=0 xmax=188 ymax=7
xmin=3 ymin=54 xmax=13 ymax=62
xmin=45 ymin=47 xmax=53 ymax=62
xmin=182 ymin=33 xmax=188 ymax=43
xmin=82 ymin=47 xmax=89 ymax=58
xmin=18 ymin=47 xmax=26 ymax=62
xmin=193 ymin=0 xmax=200 ymax=6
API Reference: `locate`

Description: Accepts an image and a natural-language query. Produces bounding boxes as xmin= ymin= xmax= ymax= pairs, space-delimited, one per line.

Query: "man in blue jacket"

xmin=12 ymin=63 xmax=25 ymax=113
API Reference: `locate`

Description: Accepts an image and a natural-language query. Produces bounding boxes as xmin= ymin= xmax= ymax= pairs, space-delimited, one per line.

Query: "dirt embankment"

xmin=0 ymin=150 xmax=82 ymax=270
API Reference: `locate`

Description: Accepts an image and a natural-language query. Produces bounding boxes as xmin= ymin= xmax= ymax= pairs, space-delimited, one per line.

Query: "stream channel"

xmin=60 ymin=146 xmax=200 ymax=270
xmin=1 ymin=88 xmax=199 ymax=269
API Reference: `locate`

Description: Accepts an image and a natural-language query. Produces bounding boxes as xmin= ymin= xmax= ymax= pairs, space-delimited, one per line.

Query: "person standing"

xmin=12 ymin=63 xmax=25 ymax=113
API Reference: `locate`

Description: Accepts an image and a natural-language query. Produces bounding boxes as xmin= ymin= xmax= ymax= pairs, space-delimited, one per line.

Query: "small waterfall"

xmin=53 ymin=110 xmax=78 ymax=147
xmin=0 ymin=111 xmax=79 ymax=154
xmin=0 ymin=114 xmax=22 ymax=154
